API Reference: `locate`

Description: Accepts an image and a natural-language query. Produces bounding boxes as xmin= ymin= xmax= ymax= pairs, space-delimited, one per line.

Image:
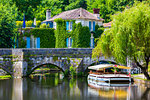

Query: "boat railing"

xmin=89 ymin=71 xmax=128 ymax=75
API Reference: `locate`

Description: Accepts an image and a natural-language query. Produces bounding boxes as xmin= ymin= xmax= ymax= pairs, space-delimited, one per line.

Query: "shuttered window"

xmin=26 ymin=37 xmax=30 ymax=48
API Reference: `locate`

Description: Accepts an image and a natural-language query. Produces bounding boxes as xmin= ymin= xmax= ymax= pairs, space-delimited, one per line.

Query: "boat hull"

xmin=88 ymin=74 xmax=131 ymax=83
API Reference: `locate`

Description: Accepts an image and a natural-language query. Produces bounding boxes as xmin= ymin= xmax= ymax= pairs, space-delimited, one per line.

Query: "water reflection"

xmin=12 ymin=79 xmax=23 ymax=100
xmin=88 ymin=81 xmax=131 ymax=99
xmin=0 ymin=74 xmax=150 ymax=100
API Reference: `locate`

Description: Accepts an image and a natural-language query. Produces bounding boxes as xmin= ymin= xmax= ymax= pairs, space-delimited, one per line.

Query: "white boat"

xmin=88 ymin=64 xmax=131 ymax=83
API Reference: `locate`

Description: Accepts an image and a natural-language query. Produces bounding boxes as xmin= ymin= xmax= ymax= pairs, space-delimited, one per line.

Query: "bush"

xmin=36 ymin=21 xmax=41 ymax=27
xmin=69 ymin=65 xmax=77 ymax=77
xmin=16 ymin=21 xmax=23 ymax=28
xmin=40 ymin=23 xmax=46 ymax=28
xmin=64 ymin=69 xmax=69 ymax=77
xmin=94 ymin=25 xmax=104 ymax=38
xmin=26 ymin=21 xmax=33 ymax=27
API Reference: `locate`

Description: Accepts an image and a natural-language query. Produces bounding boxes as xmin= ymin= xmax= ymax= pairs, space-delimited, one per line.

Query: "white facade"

xmin=53 ymin=19 xmax=103 ymax=31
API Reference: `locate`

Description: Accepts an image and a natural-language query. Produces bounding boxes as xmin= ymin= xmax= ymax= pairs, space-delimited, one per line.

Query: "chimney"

xmin=93 ymin=8 xmax=100 ymax=18
xmin=46 ymin=9 xmax=51 ymax=20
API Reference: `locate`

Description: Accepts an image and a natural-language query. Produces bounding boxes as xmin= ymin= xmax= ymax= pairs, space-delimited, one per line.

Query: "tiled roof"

xmin=44 ymin=8 xmax=104 ymax=22
xmin=103 ymin=21 xmax=112 ymax=27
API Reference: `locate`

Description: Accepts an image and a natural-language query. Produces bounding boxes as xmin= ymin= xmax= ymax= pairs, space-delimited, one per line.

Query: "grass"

xmin=35 ymin=68 xmax=51 ymax=71
xmin=133 ymin=77 xmax=150 ymax=81
xmin=0 ymin=75 xmax=11 ymax=80
xmin=131 ymin=74 xmax=143 ymax=76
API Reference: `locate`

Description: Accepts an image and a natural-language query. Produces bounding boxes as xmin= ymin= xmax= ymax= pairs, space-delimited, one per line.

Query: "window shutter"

xmin=70 ymin=22 xmax=73 ymax=30
xmin=89 ymin=21 xmax=91 ymax=31
xmin=71 ymin=38 xmax=72 ymax=47
xmin=27 ymin=37 xmax=30 ymax=48
xmin=50 ymin=21 xmax=53 ymax=28
xmin=93 ymin=38 xmax=95 ymax=48
xmin=66 ymin=38 xmax=68 ymax=47
xmin=66 ymin=22 xmax=69 ymax=30
xmin=36 ymin=37 xmax=40 ymax=48
xmin=93 ymin=21 xmax=95 ymax=31
xmin=14 ymin=39 xmax=16 ymax=48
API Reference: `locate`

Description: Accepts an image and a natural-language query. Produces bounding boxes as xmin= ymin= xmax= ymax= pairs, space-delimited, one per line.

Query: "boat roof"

xmin=88 ymin=64 xmax=131 ymax=70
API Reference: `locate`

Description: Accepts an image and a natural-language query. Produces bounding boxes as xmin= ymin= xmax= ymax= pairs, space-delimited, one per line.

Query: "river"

xmin=0 ymin=73 xmax=150 ymax=100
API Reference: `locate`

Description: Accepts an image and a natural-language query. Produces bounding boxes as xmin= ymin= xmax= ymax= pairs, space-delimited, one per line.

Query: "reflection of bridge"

xmin=1 ymin=78 xmax=149 ymax=100
xmin=0 ymin=48 xmax=115 ymax=78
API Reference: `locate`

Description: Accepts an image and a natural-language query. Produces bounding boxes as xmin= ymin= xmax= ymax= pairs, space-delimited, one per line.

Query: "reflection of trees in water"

xmin=141 ymin=87 xmax=150 ymax=100
xmin=0 ymin=79 xmax=13 ymax=100
xmin=1 ymin=77 xmax=150 ymax=100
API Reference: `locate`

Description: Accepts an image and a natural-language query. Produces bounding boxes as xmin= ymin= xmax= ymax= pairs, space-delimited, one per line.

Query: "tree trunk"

xmin=134 ymin=56 xmax=150 ymax=80
xmin=142 ymin=68 xmax=150 ymax=80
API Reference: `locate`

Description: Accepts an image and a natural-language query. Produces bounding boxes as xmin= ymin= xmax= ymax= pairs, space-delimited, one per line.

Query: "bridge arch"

xmin=27 ymin=63 xmax=65 ymax=76
xmin=0 ymin=65 xmax=12 ymax=76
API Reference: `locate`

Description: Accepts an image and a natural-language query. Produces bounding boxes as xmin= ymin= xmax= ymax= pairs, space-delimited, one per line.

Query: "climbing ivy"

xmin=24 ymin=28 xmax=55 ymax=48
xmin=72 ymin=23 xmax=91 ymax=48
xmin=54 ymin=18 xmax=66 ymax=48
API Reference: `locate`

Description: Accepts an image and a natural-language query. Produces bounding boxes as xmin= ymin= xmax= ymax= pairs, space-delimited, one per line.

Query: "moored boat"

xmin=88 ymin=64 xmax=131 ymax=83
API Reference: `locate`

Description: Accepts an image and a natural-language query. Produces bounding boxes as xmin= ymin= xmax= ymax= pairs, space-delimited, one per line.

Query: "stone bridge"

xmin=0 ymin=48 xmax=115 ymax=78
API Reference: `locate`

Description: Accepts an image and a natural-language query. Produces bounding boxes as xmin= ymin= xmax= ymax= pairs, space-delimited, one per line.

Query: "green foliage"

xmin=69 ymin=65 xmax=77 ymax=77
xmin=64 ymin=69 xmax=69 ymax=77
xmin=18 ymin=34 xmax=26 ymax=48
xmin=36 ymin=21 xmax=41 ymax=27
xmin=54 ymin=18 xmax=66 ymax=48
xmin=16 ymin=21 xmax=41 ymax=28
xmin=86 ymin=0 xmax=135 ymax=22
xmin=65 ymin=0 xmax=87 ymax=10
xmin=0 ymin=3 xmax=18 ymax=48
xmin=93 ymin=3 xmax=150 ymax=79
xmin=92 ymin=29 xmax=112 ymax=58
xmin=16 ymin=21 xmax=23 ymax=28
xmin=23 ymin=28 xmax=55 ymax=48
xmin=12 ymin=0 xmax=42 ymax=20
xmin=33 ymin=0 xmax=62 ymax=21
xmin=94 ymin=25 xmax=104 ymax=38
xmin=72 ymin=23 xmax=91 ymax=48
xmin=40 ymin=23 xmax=47 ymax=28
xmin=26 ymin=21 xmax=33 ymax=27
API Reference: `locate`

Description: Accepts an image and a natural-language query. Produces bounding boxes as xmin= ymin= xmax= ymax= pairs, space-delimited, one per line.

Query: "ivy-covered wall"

xmin=72 ymin=23 xmax=91 ymax=48
xmin=54 ymin=18 xmax=66 ymax=48
xmin=23 ymin=28 xmax=55 ymax=48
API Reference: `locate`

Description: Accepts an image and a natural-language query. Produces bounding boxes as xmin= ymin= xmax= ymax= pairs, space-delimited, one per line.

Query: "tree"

xmin=12 ymin=0 xmax=42 ymax=20
xmin=33 ymin=0 xmax=62 ymax=21
xmin=65 ymin=0 xmax=87 ymax=10
xmin=86 ymin=0 xmax=134 ymax=22
xmin=93 ymin=3 xmax=150 ymax=80
xmin=0 ymin=3 xmax=18 ymax=48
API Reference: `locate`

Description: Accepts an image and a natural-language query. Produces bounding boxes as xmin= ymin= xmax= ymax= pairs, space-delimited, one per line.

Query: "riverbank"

xmin=132 ymin=74 xmax=150 ymax=87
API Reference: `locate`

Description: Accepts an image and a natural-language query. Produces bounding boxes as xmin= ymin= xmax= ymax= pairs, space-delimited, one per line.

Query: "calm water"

xmin=0 ymin=73 xmax=150 ymax=100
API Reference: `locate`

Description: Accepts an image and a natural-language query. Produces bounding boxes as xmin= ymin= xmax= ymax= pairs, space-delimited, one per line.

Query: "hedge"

xmin=16 ymin=21 xmax=41 ymax=28
xmin=72 ymin=23 xmax=91 ymax=48
xmin=24 ymin=28 xmax=55 ymax=48
xmin=54 ymin=18 xmax=66 ymax=48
